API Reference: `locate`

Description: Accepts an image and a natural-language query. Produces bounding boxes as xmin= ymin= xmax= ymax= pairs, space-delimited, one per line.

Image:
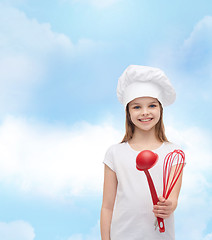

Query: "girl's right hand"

xmin=153 ymin=196 xmax=175 ymax=219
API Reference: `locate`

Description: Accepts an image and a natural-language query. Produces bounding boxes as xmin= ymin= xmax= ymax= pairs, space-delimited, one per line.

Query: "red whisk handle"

xmin=158 ymin=218 xmax=165 ymax=232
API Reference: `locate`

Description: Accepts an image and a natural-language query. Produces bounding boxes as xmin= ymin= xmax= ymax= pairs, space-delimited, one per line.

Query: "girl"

xmin=100 ymin=65 xmax=185 ymax=240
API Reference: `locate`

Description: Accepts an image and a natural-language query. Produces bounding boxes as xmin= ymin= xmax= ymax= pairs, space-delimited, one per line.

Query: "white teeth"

xmin=139 ymin=119 xmax=152 ymax=122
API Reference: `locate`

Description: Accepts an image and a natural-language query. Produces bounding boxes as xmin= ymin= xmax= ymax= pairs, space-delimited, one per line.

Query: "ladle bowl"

xmin=136 ymin=150 xmax=158 ymax=171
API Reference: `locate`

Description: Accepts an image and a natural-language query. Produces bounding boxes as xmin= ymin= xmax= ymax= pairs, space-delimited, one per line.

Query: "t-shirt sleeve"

xmin=103 ymin=145 xmax=116 ymax=172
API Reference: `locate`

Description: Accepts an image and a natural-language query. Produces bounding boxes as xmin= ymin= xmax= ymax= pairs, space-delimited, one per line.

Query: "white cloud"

xmin=0 ymin=3 xmax=73 ymax=77
xmin=0 ymin=116 xmax=122 ymax=198
xmin=68 ymin=234 xmax=83 ymax=240
xmin=179 ymin=16 xmax=212 ymax=103
xmin=0 ymin=2 xmax=105 ymax=65
xmin=204 ymin=233 xmax=212 ymax=240
xmin=180 ymin=16 xmax=212 ymax=77
xmin=67 ymin=220 xmax=100 ymax=240
xmin=149 ymin=15 xmax=212 ymax=73
xmin=0 ymin=3 xmax=72 ymax=114
xmin=148 ymin=16 xmax=212 ymax=104
xmin=0 ymin=3 xmax=73 ymax=56
xmin=183 ymin=16 xmax=212 ymax=53
xmin=0 ymin=3 xmax=101 ymax=115
xmin=0 ymin=220 xmax=35 ymax=240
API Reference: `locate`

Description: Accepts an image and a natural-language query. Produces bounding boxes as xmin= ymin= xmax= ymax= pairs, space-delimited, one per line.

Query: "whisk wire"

xmin=163 ymin=150 xmax=185 ymax=199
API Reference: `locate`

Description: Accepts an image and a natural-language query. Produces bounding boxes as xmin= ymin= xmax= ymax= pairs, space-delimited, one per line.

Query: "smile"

xmin=138 ymin=118 xmax=153 ymax=122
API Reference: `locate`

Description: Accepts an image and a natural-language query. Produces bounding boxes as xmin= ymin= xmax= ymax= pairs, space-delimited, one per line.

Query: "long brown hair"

xmin=121 ymin=101 xmax=168 ymax=143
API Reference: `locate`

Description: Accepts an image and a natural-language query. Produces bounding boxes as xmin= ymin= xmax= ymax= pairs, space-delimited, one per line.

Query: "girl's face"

xmin=128 ymin=97 xmax=161 ymax=133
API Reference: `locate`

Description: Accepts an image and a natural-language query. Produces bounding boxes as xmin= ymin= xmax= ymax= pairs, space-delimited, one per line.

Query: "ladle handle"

xmin=144 ymin=170 xmax=165 ymax=233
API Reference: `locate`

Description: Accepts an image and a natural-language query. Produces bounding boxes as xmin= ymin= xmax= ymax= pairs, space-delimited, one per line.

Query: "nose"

xmin=141 ymin=107 xmax=149 ymax=116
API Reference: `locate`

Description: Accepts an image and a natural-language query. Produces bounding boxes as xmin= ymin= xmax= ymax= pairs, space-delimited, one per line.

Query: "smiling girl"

xmin=100 ymin=65 xmax=185 ymax=240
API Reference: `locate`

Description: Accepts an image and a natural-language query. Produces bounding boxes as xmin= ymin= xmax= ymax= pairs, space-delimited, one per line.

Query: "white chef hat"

xmin=117 ymin=65 xmax=176 ymax=107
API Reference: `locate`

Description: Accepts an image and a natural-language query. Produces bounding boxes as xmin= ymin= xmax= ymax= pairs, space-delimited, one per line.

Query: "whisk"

xmin=163 ymin=149 xmax=185 ymax=199
xmin=154 ymin=149 xmax=185 ymax=231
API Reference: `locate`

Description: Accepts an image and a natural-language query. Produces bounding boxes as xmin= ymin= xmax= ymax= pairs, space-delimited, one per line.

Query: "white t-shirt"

xmin=103 ymin=141 xmax=183 ymax=240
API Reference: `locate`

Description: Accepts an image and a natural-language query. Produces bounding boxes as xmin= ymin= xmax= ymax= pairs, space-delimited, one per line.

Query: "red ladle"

xmin=136 ymin=150 xmax=165 ymax=233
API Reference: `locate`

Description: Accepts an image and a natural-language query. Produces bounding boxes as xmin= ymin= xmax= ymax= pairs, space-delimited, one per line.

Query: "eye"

xmin=149 ymin=104 xmax=157 ymax=108
xmin=133 ymin=106 xmax=140 ymax=109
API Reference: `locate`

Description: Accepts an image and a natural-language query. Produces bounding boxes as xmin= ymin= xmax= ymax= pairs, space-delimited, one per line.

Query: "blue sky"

xmin=0 ymin=0 xmax=212 ymax=239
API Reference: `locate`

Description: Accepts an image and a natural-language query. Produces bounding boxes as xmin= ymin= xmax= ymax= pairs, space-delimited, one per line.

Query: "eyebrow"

xmin=130 ymin=101 xmax=158 ymax=105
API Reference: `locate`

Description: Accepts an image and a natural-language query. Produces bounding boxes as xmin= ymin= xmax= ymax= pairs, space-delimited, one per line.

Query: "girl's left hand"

xmin=153 ymin=196 xmax=175 ymax=219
